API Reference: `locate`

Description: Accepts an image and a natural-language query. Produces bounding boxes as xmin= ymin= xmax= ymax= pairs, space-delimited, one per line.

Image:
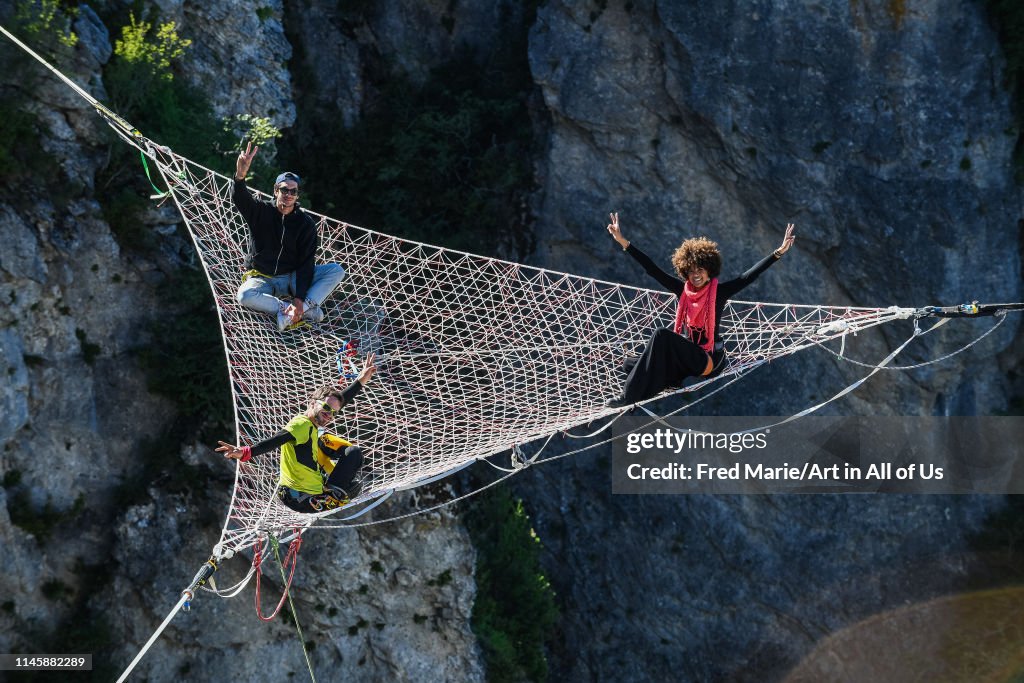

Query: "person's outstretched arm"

xmin=216 ymin=430 xmax=293 ymax=462
xmin=607 ymin=212 xmax=685 ymax=296
xmin=719 ymin=223 xmax=796 ymax=298
xmin=336 ymin=353 xmax=378 ymax=407
xmin=231 ymin=141 xmax=260 ymax=222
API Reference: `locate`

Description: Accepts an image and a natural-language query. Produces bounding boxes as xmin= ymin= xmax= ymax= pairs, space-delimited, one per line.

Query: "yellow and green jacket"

xmin=279 ymin=416 xmax=355 ymax=493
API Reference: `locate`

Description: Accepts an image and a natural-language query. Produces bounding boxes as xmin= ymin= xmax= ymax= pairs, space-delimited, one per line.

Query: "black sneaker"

xmin=605 ymin=397 xmax=630 ymax=409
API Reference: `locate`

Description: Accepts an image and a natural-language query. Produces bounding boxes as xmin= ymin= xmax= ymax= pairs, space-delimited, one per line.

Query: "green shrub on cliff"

xmin=15 ymin=0 xmax=78 ymax=52
xmin=103 ymin=13 xmax=229 ymax=169
xmin=98 ymin=13 xmax=216 ymax=249
xmin=466 ymin=488 xmax=558 ymax=682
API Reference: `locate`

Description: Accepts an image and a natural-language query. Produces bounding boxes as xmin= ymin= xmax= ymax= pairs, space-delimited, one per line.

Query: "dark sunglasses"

xmin=277 ymin=185 xmax=299 ymax=196
xmin=318 ymin=402 xmax=337 ymax=415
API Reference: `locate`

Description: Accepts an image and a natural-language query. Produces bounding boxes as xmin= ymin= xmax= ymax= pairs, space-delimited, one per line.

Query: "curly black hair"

xmin=670 ymin=236 xmax=722 ymax=279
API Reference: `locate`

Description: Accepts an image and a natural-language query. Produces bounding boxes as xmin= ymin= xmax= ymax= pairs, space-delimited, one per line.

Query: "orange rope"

xmin=254 ymin=535 xmax=303 ymax=621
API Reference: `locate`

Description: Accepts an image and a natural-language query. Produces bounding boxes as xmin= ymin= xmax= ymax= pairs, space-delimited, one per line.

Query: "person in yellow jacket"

xmin=216 ymin=353 xmax=376 ymax=512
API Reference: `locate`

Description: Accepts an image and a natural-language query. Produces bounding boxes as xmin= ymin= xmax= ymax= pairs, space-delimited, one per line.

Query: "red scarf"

xmin=674 ymin=278 xmax=718 ymax=353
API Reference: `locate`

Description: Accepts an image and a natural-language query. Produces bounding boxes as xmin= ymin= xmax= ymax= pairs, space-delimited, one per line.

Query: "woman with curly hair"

xmin=605 ymin=213 xmax=795 ymax=407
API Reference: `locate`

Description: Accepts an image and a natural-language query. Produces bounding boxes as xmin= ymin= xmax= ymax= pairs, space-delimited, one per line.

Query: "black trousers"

xmin=325 ymin=446 xmax=363 ymax=494
xmin=278 ymin=446 xmax=364 ymax=513
xmin=619 ymin=328 xmax=714 ymax=403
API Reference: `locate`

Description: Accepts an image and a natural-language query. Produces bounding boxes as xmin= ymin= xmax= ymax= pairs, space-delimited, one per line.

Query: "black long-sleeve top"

xmin=625 ymin=242 xmax=780 ymax=353
xmin=232 ymin=177 xmax=318 ymax=301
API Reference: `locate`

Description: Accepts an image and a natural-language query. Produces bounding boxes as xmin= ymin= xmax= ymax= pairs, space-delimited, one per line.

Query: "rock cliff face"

xmin=149 ymin=0 xmax=296 ymax=127
xmin=285 ymin=0 xmax=529 ymax=129
xmin=101 ymin=478 xmax=482 ymax=682
xmin=520 ymin=1 xmax=1022 ymax=681
xmin=0 ymin=0 xmax=1021 ymax=681
xmin=529 ymin=0 xmax=1021 ymax=416
xmin=0 ymin=2 xmax=485 ymax=679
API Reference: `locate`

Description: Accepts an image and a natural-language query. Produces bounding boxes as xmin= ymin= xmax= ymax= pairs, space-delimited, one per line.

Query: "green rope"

xmin=270 ymin=534 xmax=317 ymax=683
xmin=139 ymin=150 xmax=167 ymax=198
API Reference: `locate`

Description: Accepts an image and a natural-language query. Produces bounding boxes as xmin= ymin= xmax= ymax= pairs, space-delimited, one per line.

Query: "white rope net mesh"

xmin=141 ymin=143 xmax=919 ymax=555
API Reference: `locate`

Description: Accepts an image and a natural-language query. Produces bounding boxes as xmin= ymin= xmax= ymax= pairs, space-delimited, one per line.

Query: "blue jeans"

xmin=237 ymin=263 xmax=346 ymax=316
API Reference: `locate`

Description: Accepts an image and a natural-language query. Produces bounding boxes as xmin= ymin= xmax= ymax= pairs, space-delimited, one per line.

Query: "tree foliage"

xmin=280 ymin=0 xmax=540 ymax=258
xmin=103 ymin=13 xmax=227 ymax=167
xmin=15 ymin=0 xmax=78 ymax=51
xmin=466 ymin=489 xmax=559 ymax=682
xmin=113 ymin=14 xmax=190 ymax=79
xmin=286 ymin=63 xmax=534 ymax=255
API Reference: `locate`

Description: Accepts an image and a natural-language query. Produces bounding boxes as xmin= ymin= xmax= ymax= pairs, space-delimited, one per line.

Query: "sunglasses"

xmin=277 ymin=185 xmax=299 ymax=196
xmin=318 ymin=402 xmax=338 ymax=416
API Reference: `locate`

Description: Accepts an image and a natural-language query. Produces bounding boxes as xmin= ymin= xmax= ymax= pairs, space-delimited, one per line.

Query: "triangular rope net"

xmin=130 ymin=140 xmax=931 ymax=556
xmin=0 ymin=23 xmax=962 ymax=557
xmin=2 ymin=20 xmax=1019 ymax=564
xmin=2 ymin=27 xmax=1018 ymax=681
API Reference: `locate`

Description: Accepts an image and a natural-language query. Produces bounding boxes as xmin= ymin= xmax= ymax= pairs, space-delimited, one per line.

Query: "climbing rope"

xmin=254 ymin=532 xmax=303 ymax=621
xmin=271 ymin=534 xmax=318 ymax=683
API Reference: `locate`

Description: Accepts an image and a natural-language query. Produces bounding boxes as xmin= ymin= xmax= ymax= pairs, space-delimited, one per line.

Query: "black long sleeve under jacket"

xmin=232 ymin=177 xmax=318 ymax=300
